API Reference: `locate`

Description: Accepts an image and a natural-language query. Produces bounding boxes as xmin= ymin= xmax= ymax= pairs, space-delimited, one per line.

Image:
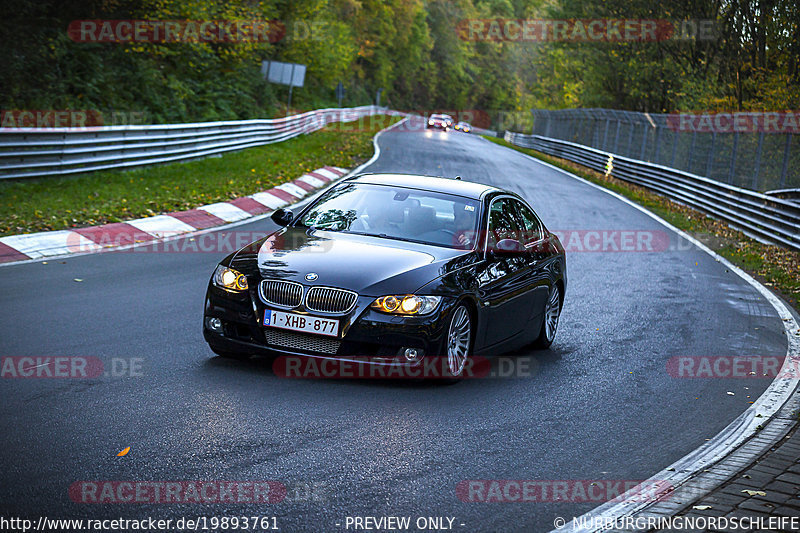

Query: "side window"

xmin=513 ymin=200 xmax=543 ymax=244
xmin=488 ymin=198 xmax=522 ymax=249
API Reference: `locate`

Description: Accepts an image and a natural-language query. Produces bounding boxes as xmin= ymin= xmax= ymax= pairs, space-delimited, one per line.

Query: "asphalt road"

xmin=0 ymin=120 xmax=788 ymax=532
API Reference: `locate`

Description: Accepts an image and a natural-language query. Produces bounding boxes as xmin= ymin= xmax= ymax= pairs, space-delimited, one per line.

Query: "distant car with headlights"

xmin=203 ymin=173 xmax=566 ymax=379
xmin=454 ymin=121 xmax=471 ymax=133
xmin=427 ymin=114 xmax=453 ymax=131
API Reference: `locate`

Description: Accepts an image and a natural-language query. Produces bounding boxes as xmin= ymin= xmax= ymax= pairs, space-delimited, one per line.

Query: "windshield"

xmin=299 ymin=183 xmax=480 ymax=250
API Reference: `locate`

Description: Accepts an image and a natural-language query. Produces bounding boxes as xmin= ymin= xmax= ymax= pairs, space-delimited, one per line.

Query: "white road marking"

xmin=126 ymin=215 xmax=196 ymax=240
xmin=249 ymin=191 xmax=288 ymax=209
xmin=274 ymin=182 xmax=307 ymax=198
xmin=315 ymin=168 xmax=342 ymax=180
xmin=0 ymin=231 xmax=100 ymax=258
xmin=198 ymin=202 xmax=251 ymax=222
xmin=297 ymin=175 xmax=326 ymax=188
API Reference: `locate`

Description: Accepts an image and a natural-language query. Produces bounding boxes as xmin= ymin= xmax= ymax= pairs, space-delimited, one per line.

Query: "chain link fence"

xmin=531 ymin=109 xmax=798 ymax=194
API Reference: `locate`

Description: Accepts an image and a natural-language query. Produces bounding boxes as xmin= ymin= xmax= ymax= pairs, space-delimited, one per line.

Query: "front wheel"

xmin=442 ymin=304 xmax=472 ymax=380
xmin=533 ymin=284 xmax=561 ymax=349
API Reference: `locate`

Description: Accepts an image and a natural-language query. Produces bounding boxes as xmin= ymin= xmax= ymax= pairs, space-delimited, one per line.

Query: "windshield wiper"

xmin=345 ymin=231 xmax=425 ymax=245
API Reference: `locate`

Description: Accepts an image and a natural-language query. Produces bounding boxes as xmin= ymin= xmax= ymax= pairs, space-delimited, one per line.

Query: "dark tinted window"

xmin=513 ymin=200 xmax=543 ymax=244
xmin=487 ymin=198 xmax=522 ymax=249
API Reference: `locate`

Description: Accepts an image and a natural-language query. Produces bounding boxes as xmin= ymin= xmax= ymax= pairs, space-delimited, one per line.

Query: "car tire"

xmin=441 ymin=304 xmax=472 ymax=381
xmin=533 ymin=284 xmax=561 ymax=349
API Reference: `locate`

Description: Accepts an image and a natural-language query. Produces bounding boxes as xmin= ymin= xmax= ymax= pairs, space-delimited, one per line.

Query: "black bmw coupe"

xmin=203 ymin=173 xmax=566 ymax=379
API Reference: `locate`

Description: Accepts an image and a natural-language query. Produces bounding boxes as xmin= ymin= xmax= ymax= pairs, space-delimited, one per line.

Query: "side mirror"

xmin=490 ymin=238 xmax=525 ymax=258
xmin=270 ymin=208 xmax=293 ymax=227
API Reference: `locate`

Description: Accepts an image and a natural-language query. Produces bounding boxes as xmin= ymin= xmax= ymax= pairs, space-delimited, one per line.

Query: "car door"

xmin=510 ymin=199 xmax=551 ymax=326
xmin=476 ymin=196 xmax=537 ymax=347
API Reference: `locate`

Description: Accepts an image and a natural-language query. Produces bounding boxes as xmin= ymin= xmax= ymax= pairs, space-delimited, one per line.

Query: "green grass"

xmin=484 ymin=135 xmax=800 ymax=311
xmin=0 ymin=116 xmax=402 ymax=236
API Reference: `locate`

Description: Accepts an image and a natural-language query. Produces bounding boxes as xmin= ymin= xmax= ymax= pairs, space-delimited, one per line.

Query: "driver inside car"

xmin=452 ymin=201 xmax=477 ymax=248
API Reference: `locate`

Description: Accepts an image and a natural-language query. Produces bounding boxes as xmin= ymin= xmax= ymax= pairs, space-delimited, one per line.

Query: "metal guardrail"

xmin=530 ymin=108 xmax=798 ymax=193
xmin=0 ymin=106 xmax=401 ymax=180
xmin=504 ymin=131 xmax=800 ymax=251
xmin=470 ymin=126 xmax=498 ymax=137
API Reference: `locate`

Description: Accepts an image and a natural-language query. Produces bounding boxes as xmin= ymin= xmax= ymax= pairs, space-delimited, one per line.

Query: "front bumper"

xmin=203 ymin=283 xmax=454 ymax=365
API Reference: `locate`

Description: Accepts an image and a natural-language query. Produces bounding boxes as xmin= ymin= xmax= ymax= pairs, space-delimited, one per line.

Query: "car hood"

xmin=229 ymin=226 xmax=465 ymax=296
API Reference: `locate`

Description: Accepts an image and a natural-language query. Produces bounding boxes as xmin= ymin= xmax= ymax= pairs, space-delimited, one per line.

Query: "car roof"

xmin=345 ymin=173 xmax=502 ymax=200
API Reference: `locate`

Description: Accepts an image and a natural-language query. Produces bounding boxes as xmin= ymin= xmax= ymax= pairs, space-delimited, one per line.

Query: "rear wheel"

xmin=533 ymin=284 xmax=561 ymax=349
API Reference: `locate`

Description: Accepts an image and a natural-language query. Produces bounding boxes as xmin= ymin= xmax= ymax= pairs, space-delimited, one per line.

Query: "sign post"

xmin=262 ymin=60 xmax=307 ymax=114
xmin=336 ymin=82 xmax=345 ymax=108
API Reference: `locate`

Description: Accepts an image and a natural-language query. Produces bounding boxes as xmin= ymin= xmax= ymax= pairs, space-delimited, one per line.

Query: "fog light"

xmin=403 ymin=348 xmax=422 ymax=362
xmin=206 ymin=317 xmax=223 ymax=333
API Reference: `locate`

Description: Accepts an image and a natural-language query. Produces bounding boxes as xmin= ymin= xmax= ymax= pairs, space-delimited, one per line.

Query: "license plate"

xmin=264 ymin=309 xmax=339 ymax=337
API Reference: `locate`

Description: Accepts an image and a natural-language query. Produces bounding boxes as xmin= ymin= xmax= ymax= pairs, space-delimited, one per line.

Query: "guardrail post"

xmin=728 ymin=132 xmax=739 ymax=184
xmin=640 ymin=125 xmax=648 ymax=160
xmin=779 ymin=133 xmax=791 ymax=188
xmin=594 ymin=118 xmax=601 ymax=148
xmin=584 ymin=117 xmax=591 ymax=145
xmin=752 ymin=131 xmax=764 ymax=190
xmin=653 ymin=125 xmax=662 ymax=164
xmin=626 ymin=125 xmax=634 ymax=157
xmin=705 ymin=131 xmax=716 ymax=178
xmin=669 ymin=130 xmax=681 ymax=168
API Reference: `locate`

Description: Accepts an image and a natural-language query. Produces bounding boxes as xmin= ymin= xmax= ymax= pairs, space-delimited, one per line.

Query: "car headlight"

xmin=371 ymin=295 xmax=441 ymax=315
xmin=213 ymin=265 xmax=248 ymax=291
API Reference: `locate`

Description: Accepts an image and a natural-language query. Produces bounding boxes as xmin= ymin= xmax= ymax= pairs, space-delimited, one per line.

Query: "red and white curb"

xmin=0 ymin=166 xmax=347 ymax=264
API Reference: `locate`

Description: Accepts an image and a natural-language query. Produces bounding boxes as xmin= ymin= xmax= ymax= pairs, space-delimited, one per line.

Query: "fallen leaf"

xmin=693 ymin=505 xmax=712 ymax=510
xmin=117 ymin=447 xmax=131 ymax=457
xmin=727 ymin=391 xmax=735 ymax=396
xmin=73 ymin=278 xmax=83 ymax=282
xmin=741 ymin=490 xmax=766 ymax=496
